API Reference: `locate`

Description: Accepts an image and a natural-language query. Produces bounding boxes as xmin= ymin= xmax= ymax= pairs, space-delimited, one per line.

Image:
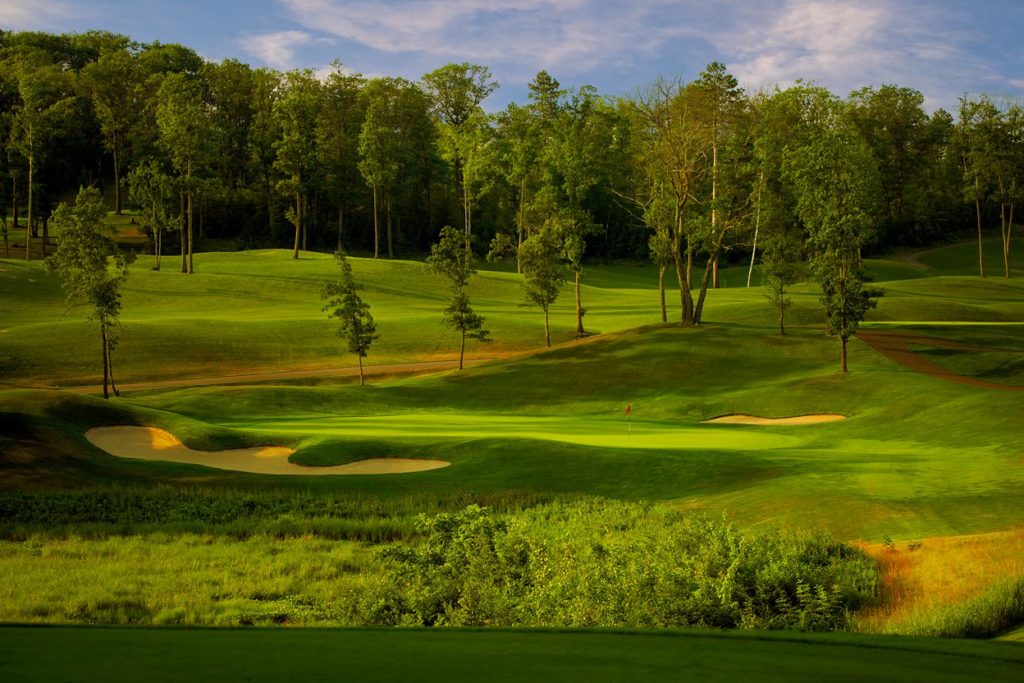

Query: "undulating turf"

xmin=1 ymin=626 xmax=1022 ymax=683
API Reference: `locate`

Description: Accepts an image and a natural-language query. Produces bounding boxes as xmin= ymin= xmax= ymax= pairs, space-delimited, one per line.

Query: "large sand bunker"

xmin=703 ymin=414 xmax=847 ymax=426
xmin=85 ymin=426 xmax=449 ymax=475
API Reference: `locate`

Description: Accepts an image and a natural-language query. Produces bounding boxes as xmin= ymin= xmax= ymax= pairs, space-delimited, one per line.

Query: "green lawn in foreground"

xmin=0 ymin=626 xmax=1021 ymax=683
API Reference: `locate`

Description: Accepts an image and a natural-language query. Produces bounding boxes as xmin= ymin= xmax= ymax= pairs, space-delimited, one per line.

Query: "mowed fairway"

xmin=1 ymin=626 xmax=1022 ymax=683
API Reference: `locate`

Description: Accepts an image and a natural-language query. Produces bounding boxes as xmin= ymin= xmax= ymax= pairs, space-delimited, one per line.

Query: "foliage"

xmin=426 ymin=226 xmax=490 ymax=366
xmin=321 ymin=251 xmax=377 ymax=381
xmin=44 ymin=187 xmax=133 ymax=396
xmin=366 ymin=502 xmax=879 ymax=630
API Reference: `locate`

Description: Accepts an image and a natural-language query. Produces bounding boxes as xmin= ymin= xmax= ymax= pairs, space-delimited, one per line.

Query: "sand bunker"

xmin=703 ymin=414 xmax=847 ymax=426
xmin=84 ymin=426 xmax=449 ymax=476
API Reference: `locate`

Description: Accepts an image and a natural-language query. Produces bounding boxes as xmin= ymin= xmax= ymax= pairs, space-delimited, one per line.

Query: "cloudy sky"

xmin=4 ymin=0 xmax=1022 ymax=112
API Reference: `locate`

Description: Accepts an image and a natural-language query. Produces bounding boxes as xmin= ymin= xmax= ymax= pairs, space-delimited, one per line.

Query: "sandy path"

xmin=703 ymin=414 xmax=846 ymax=426
xmin=61 ymin=358 xmax=494 ymax=395
xmin=857 ymin=330 xmax=1023 ymax=392
xmin=85 ymin=426 xmax=450 ymax=475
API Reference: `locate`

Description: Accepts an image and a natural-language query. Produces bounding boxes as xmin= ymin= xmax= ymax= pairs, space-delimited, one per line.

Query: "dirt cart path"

xmin=61 ymin=358 xmax=493 ymax=395
xmin=857 ymin=330 xmax=1022 ymax=392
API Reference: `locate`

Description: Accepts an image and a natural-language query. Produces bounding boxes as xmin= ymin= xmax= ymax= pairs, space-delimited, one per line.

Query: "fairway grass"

xmin=1 ymin=626 xmax=1022 ymax=683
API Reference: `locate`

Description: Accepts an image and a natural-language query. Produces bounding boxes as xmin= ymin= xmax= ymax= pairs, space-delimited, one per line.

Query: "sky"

xmin=3 ymin=0 xmax=1023 ymax=113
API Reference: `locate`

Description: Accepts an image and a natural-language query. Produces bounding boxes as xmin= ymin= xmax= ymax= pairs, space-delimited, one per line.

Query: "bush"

xmin=362 ymin=501 xmax=879 ymax=631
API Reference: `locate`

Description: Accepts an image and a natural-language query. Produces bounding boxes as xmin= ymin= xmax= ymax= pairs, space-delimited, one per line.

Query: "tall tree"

xmin=426 ymin=225 xmax=490 ymax=369
xmin=625 ymin=79 xmax=711 ymax=324
xmin=318 ymin=62 xmax=365 ymax=251
xmin=783 ymin=92 xmax=881 ymax=372
xmin=156 ymin=72 xmax=209 ymax=273
xmin=422 ymin=63 xmax=497 ymax=237
xmin=274 ymin=69 xmax=321 ymax=258
xmin=10 ymin=61 xmax=75 ymax=260
xmin=321 ymin=251 xmax=378 ymax=385
xmin=248 ymin=67 xmax=281 ymax=238
xmin=80 ymin=48 xmax=141 ymax=215
xmin=46 ymin=187 xmax=133 ymax=398
xmin=127 ymin=160 xmax=176 ymax=270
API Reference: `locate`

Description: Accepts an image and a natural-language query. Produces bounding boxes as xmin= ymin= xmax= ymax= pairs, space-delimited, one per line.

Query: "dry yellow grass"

xmin=856 ymin=528 xmax=1024 ymax=633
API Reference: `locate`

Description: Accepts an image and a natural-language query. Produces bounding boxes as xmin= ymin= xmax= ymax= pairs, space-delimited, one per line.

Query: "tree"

xmin=156 ymin=72 xmax=209 ymax=273
xmin=46 ymin=187 xmax=132 ymax=398
xmin=127 ymin=160 xmax=176 ymax=270
xmin=321 ymin=251 xmax=378 ymax=385
xmin=518 ymin=226 xmax=564 ymax=347
xmin=274 ymin=70 xmax=321 ymax=259
xmin=426 ymin=225 xmax=490 ymax=369
xmin=625 ymin=79 xmax=711 ymax=324
xmin=783 ymin=95 xmax=881 ymax=372
xmin=422 ymin=63 xmax=498 ymax=237
xmin=318 ymin=62 xmax=365 ymax=251
xmin=10 ymin=61 xmax=75 ymax=260
xmin=760 ymin=222 xmax=801 ymax=335
xmin=80 ymin=48 xmax=141 ymax=215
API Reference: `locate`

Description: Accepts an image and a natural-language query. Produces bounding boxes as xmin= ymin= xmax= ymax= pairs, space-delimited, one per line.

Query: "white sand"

xmin=703 ymin=414 xmax=847 ymax=426
xmin=84 ymin=426 xmax=450 ymax=475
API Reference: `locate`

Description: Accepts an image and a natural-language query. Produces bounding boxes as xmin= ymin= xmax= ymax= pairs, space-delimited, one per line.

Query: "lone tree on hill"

xmin=127 ymin=161 xmax=177 ymax=271
xmin=46 ymin=187 xmax=133 ymax=399
xmin=426 ymin=225 xmax=490 ymax=370
xmin=321 ymin=251 xmax=378 ymax=385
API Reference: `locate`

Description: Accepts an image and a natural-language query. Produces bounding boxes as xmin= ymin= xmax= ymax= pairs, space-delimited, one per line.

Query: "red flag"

xmin=625 ymin=404 xmax=631 ymax=416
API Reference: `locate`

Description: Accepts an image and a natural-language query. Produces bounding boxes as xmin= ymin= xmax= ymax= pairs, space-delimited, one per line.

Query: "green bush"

xmin=363 ymin=502 xmax=879 ymax=631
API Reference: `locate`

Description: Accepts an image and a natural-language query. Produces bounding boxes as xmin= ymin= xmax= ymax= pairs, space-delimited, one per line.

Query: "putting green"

xmin=85 ymin=426 xmax=450 ymax=475
xmin=228 ymin=414 xmax=803 ymax=451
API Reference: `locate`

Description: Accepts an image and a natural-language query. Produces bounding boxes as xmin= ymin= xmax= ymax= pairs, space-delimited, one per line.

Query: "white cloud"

xmin=279 ymin=0 xmax=703 ymax=76
xmin=0 ymin=0 xmax=80 ymax=28
xmin=237 ymin=30 xmax=333 ymax=69
xmin=718 ymin=0 xmax=982 ymax=109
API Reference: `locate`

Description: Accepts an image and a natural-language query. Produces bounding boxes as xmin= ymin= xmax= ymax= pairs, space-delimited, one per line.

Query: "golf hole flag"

xmin=625 ymin=404 xmax=631 ymax=416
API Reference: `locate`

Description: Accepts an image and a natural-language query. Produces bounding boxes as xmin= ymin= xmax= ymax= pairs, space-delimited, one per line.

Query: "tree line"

xmin=3 ymin=29 xmax=1020 ymax=273
xmin=9 ymin=29 xmax=1022 ymax=383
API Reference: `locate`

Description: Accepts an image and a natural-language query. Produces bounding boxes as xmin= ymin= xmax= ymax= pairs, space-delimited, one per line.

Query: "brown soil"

xmin=857 ymin=330 xmax=1023 ymax=392
xmin=63 ymin=358 xmax=496 ymax=395
xmin=703 ymin=414 xmax=847 ymax=426
xmin=85 ymin=426 xmax=450 ymax=476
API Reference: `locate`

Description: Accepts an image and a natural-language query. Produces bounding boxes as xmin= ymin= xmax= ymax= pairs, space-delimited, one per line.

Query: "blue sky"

xmin=5 ymin=0 xmax=1023 ymax=112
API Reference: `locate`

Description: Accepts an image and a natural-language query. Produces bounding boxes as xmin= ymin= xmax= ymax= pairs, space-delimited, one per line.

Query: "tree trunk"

xmin=113 ymin=149 xmax=122 ymax=215
xmin=574 ymin=267 xmax=585 ymax=336
xmin=543 ymin=304 xmax=551 ymax=347
xmin=686 ymin=244 xmax=693 ymax=289
xmin=100 ymin=319 xmax=110 ymax=400
xmin=779 ymin=276 xmax=786 ymax=335
xmin=180 ymin=190 xmax=187 ymax=273
xmin=976 ymin=197 xmax=985 ymax=278
xmin=386 ymin=193 xmax=394 ymax=259
xmin=658 ymin=264 xmax=667 ymax=323
xmin=292 ymin=189 xmax=301 ymax=259
xmin=840 ymin=336 xmax=848 ymax=373
xmin=712 ymin=257 xmax=719 ymax=289
xmin=372 ymin=186 xmax=380 ymax=259
xmin=710 ymin=139 xmax=718 ymax=290
xmin=302 ymin=194 xmax=308 ymax=252
xmin=459 ymin=330 xmax=466 ymax=370
xmin=108 ymin=332 xmax=120 ymax=397
xmin=358 ymin=354 xmax=364 ymax=386
xmin=41 ymin=215 xmax=48 ymax=257
xmin=516 ymin=178 xmax=526 ymax=273
xmin=11 ymin=176 xmax=18 ymax=228
xmin=1003 ymin=200 xmax=1013 ymax=279
xmin=186 ymin=162 xmax=194 ymax=274
xmin=748 ymin=171 xmax=762 ymax=288
xmin=342 ymin=208 xmax=350 ymax=253
xmin=155 ymin=223 xmax=162 ymax=271
xmin=25 ymin=134 xmax=33 ymax=261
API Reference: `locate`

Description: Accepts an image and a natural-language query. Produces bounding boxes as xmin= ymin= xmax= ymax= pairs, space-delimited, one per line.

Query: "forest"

xmin=1 ymin=27 xmax=1019 ymax=284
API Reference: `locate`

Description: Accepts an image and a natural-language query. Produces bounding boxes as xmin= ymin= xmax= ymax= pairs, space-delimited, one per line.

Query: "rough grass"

xmin=856 ymin=529 xmax=1024 ymax=635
